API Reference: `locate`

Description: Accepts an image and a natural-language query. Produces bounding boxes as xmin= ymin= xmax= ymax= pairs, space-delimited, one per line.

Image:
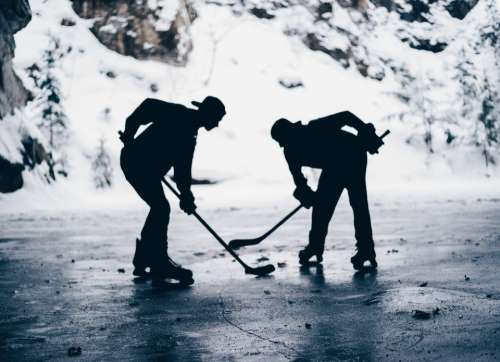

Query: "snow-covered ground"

xmin=1 ymin=0 xmax=498 ymax=213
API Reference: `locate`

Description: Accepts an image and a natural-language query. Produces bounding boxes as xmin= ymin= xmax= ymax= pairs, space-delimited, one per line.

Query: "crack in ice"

xmin=218 ymin=292 xmax=299 ymax=359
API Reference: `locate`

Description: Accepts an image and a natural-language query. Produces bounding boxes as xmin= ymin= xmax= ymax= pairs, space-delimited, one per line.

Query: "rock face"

xmin=71 ymin=0 xmax=196 ymax=65
xmin=371 ymin=0 xmax=478 ymax=21
xmin=0 ymin=155 xmax=23 ymax=193
xmin=445 ymin=0 xmax=480 ymax=19
xmin=0 ymin=0 xmax=31 ymax=193
xmin=228 ymin=0 xmax=481 ymax=76
xmin=0 ymin=1 xmax=55 ymax=193
xmin=0 ymin=0 xmax=32 ymax=119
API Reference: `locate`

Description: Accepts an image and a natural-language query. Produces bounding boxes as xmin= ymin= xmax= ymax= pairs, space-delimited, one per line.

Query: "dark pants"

xmin=309 ymin=156 xmax=373 ymax=254
xmin=120 ymin=149 xmax=170 ymax=258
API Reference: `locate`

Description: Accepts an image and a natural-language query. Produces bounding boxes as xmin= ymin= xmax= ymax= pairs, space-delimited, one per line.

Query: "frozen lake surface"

xmin=1 ymin=198 xmax=500 ymax=360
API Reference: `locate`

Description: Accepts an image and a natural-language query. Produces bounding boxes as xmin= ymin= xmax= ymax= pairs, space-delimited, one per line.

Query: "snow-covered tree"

xmin=26 ymin=36 xmax=71 ymax=179
xmin=393 ymin=70 xmax=443 ymax=153
xmin=477 ymin=75 xmax=500 ymax=167
xmin=449 ymin=0 xmax=500 ymax=167
xmin=481 ymin=0 xmax=500 ymax=55
xmin=38 ymin=37 xmax=68 ymax=151
xmin=454 ymin=47 xmax=479 ymax=122
xmin=25 ymin=36 xmax=70 ymax=179
xmin=92 ymin=138 xmax=114 ymax=189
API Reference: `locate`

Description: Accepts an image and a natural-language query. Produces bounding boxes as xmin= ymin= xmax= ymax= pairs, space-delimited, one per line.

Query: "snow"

xmin=149 ymin=0 xmax=181 ymax=32
xmin=98 ymin=23 xmax=118 ymax=35
xmin=1 ymin=0 xmax=499 ymax=212
xmin=0 ymin=112 xmax=25 ymax=164
xmin=330 ymin=3 xmax=359 ymax=30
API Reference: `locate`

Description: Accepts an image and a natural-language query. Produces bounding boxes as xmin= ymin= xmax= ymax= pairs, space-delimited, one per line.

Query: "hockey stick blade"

xmin=245 ymin=264 xmax=275 ymax=276
xmin=229 ymin=237 xmax=263 ymax=250
xmin=229 ymin=205 xmax=303 ymax=250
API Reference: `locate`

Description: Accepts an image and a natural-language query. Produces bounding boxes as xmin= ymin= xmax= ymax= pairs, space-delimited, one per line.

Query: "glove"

xmin=118 ymin=131 xmax=134 ymax=147
xmin=293 ymin=186 xmax=316 ymax=209
xmin=359 ymin=123 xmax=384 ymax=154
xmin=180 ymin=196 xmax=197 ymax=215
xmin=364 ymin=123 xmax=376 ymax=134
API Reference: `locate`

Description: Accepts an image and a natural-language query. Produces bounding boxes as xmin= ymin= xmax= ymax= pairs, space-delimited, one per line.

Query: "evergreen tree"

xmin=478 ymin=75 xmax=500 ymax=167
xmin=454 ymin=47 xmax=479 ymax=121
xmin=92 ymin=138 xmax=114 ymax=189
xmin=25 ymin=36 xmax=69 ymax=180
xmin=38 ymin=37 xmax=68 ymax=150
xmin=393 ymin=70 xmax=440 ymax=153
xmin=451 ymin=45 xmax=481 ymax=147
xmin=472 ymin=0 xmax=500 ymax=167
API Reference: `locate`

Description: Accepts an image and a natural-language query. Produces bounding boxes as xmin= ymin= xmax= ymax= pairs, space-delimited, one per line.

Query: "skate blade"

xmin=299 ymin=258 xmax=323 ymax=267
xmin=151 ymin=278 xmax=194 ymax=289
xmin=133 ymin=275 xmax=151 ymax=284
xmin=353 ymin=263 xmax=378 ymax=272
xmin=353 ymin=267 xmax=378 ymax=279
xmin=133 ymin=268 xmax=151 ymax=277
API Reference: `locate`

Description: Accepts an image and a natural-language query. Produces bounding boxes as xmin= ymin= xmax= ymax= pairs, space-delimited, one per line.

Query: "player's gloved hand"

xmin=293 ymin=186 xmax=316 ymax=209
xmin=359 ymin=123 xmax=383 ymax=154
xmin=364 ymin=123 xmax=376 ymax=134
xmin=118 ymin=131 xmax=134 ymax=147
xmin=179 ymin=196 xmax=197 ymax=215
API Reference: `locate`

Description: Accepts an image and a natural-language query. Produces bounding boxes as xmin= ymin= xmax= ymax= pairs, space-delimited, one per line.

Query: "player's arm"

xmin=284 ymin=150 xmax=307 ymax=189
xmin=174 ymin=139 xmax=197 ymax=214
xmin=285 ymin=150 xmax=315 ymax=208
xmin=120 ymin=98 xmax=166 ymax=144
xmin=310 ymin=111 xmax=368 ymax=133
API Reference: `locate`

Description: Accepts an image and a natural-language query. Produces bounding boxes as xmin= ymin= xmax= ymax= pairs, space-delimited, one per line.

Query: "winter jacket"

xmin=121 ymin=98 xmax=198 ymax=199
xmin=283 ymin=111 xmax=367 ymax=189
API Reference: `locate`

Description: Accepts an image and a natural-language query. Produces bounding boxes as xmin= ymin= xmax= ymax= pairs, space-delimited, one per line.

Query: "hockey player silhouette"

xmin=271 ymin=111 xmax=385 ymax=270
xmin=119 ymin=96 xmax=226 ymax=285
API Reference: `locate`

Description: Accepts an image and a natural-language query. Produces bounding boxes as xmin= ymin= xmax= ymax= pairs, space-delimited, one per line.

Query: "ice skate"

xmin=298 ymin=244 xmax=323 ymax=265
xmin=151 ymin=255 xmax=194 ymax=287
xmin=350 ymin=248 xmax=377 ymax=270
xmin=132 ymin=238 xmax=151 ymax=277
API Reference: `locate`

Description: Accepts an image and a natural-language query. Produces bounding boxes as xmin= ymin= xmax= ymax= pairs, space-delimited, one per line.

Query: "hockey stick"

xmin=380 ymin=129 xmax=390 ymax=139
xmin=161 ymin=177 xmax=275 ymax=276
xmin=228 ymin=129 xmax=391 ymax=250
xmin=228 ymin=204 xmax=303 ymax=250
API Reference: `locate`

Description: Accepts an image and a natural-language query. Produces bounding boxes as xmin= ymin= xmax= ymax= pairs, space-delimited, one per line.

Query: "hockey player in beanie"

xmin=271 ymin=111 xmax=381 ymax=270
xmin=119 ymin=96 xmax=226 ymax=286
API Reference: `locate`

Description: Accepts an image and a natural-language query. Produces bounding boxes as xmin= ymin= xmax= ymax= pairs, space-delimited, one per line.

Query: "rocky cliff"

xmin=0 ymin=0 xmax=32 ymax=119
xmin=0 ymin=0 xmax=55 ymax=193
xmin=68 ymin=0 xmax=482 ymax=80
xmin=0 ymin=0 xmax=32 ymax=193
xmin=71 ymin=0 xmax=196 ymax=65
xmin=226 ymin=0 xmax=481 ymax=79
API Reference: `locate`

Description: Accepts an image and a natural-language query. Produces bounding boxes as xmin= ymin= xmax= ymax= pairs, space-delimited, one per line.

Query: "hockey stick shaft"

xmin=161 ymin=177 xmax=272 ymax=274
xmin=229 ymin=205 xmax=303 ymax=249
xmin=259 ymin=204 xmax=303 ymax=239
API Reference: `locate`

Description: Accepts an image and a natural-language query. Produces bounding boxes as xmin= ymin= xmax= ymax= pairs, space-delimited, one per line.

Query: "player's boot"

xmin=151 ymin=254 xmax=194 ymax=287
xmin=350 ymin=248 xmax=377 ymax=270
xmin=298 ymin=244 xmax=323 ymax=265
xmin=132 ymin=238 xmax=151 ymax=277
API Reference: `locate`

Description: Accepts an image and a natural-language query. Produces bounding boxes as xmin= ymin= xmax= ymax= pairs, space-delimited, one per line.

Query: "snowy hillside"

xmin=1 ymin=0 xmax=499 ymax=211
